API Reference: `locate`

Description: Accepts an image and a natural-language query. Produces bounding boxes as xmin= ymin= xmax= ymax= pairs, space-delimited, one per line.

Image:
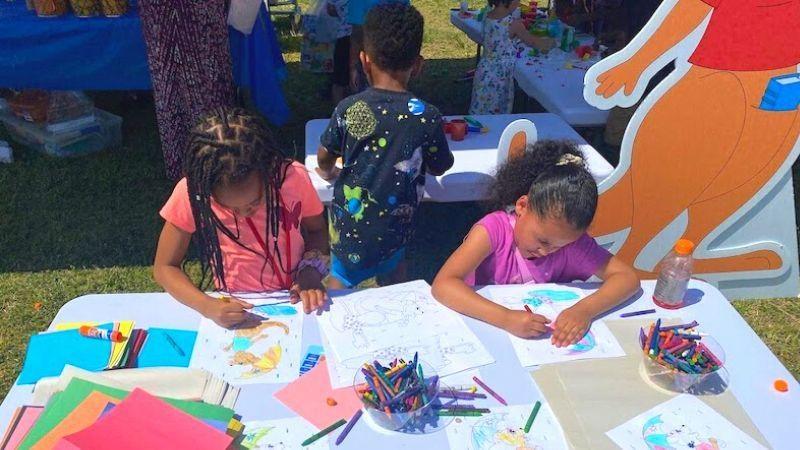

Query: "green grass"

xmin=0 ymin=0 xmax=798 ymax=398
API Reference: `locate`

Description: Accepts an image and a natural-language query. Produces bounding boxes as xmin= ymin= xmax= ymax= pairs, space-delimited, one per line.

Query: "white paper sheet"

xmin=489 ymin=285 xmax=626 ymax=366
xmin=318 ymin=280 xmax=494 ymax=388
xmin=605 ymin=394 xmax=767 ymax=450
xmin=445 ymin=403 xmax=568 ymax=450
xmin=240 ymin=418 xmax=329 ymax=449
xmin=190 ymin=298 xmax=304 ymax=385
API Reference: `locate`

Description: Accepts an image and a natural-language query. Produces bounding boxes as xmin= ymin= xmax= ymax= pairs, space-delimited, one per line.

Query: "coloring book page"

xmin=318 ymin=280 xmax=494 ymax=388
xmin=189 ymin=299 xmax=304 ymax=385
xmin=445 ymin=403 xmax=568 ymax=450
xmin=240 ymin=418 xmax=328 ymax=449
xmin=606 ymin=395 xmax=767 ymax=450
xmin=489 ymin=285 xmax=625 ymax=367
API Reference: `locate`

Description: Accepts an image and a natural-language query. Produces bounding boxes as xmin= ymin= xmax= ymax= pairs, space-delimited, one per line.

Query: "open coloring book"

xmin=317 ymin=280 xmax=494 ymax=388
xmin=190 ymin=294 xmax=304 ymax=385
xmin=489 ymin=285 xmax=625 ymax=367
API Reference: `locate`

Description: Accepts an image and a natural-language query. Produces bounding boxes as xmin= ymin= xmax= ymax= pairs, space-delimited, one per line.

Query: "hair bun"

xmin=556 ymin=153 xmax=583 ymax=166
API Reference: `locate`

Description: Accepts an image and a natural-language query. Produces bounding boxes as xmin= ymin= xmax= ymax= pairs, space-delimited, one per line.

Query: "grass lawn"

xmin=0 ymin=0 xmax=798 ymax=397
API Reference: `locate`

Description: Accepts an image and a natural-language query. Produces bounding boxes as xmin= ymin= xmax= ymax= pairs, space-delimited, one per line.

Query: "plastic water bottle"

xmin=652 ymin=239 xmax=695 ymax=309
xmin=460 ymin=0 xmax=468 ymax=13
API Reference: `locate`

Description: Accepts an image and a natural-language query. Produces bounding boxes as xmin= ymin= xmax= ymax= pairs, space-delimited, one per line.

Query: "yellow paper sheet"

xmin=53 ymin=322 xmax=99 ymax=331
xmin=109 ymin=321 xmax=135 ymax=368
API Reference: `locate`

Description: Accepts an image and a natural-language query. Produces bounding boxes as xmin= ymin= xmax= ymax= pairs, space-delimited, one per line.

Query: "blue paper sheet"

xmin=17 ymin=324 xmax=113 ymax=385
xmin=136 ymin=328 xmax=196 ymax=368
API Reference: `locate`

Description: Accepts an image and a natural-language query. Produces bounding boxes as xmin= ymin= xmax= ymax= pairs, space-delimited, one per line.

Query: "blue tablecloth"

xmin=0 ymin=1 xmax=289 ymax=125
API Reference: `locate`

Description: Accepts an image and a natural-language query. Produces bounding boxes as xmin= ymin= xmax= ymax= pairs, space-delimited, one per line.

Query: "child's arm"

xmin=432 ymin=226 xmax=551 ymax=338
xmin=551 ymin=256 xmax=640 ymax=347
xmin=509 ymin=20 xmax=556 ymax=52
xmin=292 ymin=213 xmax=329 ymax=313
xmin=316 ymin=146 xmax=341 ymax=181
xmin=153 ymin=222 xmax=254 ymax=328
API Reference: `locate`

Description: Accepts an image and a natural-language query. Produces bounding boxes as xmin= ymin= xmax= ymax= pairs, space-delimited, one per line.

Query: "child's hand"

xmin=316 ymin=166 xmax=341 ymax=182
xmin=509 ymin=19 xmax=527 ymax=38
xmin=551 ymin=303 xmax=593 ymax=348
xmin=502 ymin=309 xmax=551 ymax=339
xmin=290 ymin=268 xmax=328 ymax=314
xmin=202 ymin=296 xmax=254 ymax=329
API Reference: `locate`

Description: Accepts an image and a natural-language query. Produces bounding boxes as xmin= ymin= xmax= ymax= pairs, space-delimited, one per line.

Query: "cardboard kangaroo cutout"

xmin=583 ymin=0 xmax=800 ymax=298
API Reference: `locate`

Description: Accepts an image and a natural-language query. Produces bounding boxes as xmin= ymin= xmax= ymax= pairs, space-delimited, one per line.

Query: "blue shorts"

xmin=330 ymin=247 xmax=405 ymax=287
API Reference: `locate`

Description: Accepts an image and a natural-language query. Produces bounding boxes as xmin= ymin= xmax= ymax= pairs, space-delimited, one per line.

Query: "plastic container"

xmin=641 ymin=335 xmax=728 ymax=394
xmin=100 ymin=0 xmax=128 ymax=17
xmin=8 ymin=91 xmax=94 ymax=125
xmin=33 ymin=0 xmax=69 ymax=17
xmin=653 ymin=239 xmax=694 ymax=309
xmin=353 ymin=361 xmax=440 ymax=433
xmin=0 ymin=109 xmax=121 ymax=157
xmin=70 ymin=0 xmax=99 ymax=17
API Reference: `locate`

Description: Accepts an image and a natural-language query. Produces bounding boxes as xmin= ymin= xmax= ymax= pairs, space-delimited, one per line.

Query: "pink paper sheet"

xmin=273 ymin=357 xmax=362 ymax=428
xmin=56 ymin=388 xmax=232 ymax=450
xmin=2 ymin=406 xmax=43 ymax=450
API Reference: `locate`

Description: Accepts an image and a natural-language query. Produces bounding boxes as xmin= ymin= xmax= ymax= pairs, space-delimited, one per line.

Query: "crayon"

xmin=473 ymin=376 xmax=507 ymax=406
xmin=524 ymin=401 xmax=542 ymax=433
xmin=302 ymin=419 xmax=346 ymax=446
xmin=620 ymin=309 xmax=656 ymax=318
xmin=335 ymin=410 xmax=362 ymax=446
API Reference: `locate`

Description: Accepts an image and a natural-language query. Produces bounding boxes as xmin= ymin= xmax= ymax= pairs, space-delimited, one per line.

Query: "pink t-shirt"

xmin=469 ymin=211 xmax=612 ymax=286
xmin=160 ymin=161 xmax=324 ymax=293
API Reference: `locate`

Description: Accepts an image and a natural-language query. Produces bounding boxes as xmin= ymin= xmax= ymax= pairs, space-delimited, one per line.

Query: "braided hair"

xmin=183 ymin=107 xmax=291 ymax=291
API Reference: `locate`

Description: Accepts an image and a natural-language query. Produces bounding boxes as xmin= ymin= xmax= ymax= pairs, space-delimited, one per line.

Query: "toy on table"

xmin=442 ymin=117 xmax=488 ymax=141
xmin=575 ymin=44 xmax=595 ymax=60
xmin=640 ymin=319 xmax=727 ymax=392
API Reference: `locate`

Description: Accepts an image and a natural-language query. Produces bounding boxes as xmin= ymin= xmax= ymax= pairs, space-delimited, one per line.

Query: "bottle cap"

xmin=674 ymin=239 xmax=694 ymax=255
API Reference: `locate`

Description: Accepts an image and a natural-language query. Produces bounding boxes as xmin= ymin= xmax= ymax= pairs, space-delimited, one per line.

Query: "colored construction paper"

xmin=18 ymin=326 xmax=114 ymax=385
xmin=0 ymin=406 xmax=44 ymax=450
xmin=123 ymin=329 xmax=148 ymax=368
xmin=20 ymin=378 xmax=234 ymax=449
xmin=273 ymin=358 xmax=362 ymax=429
xmin=32 ymin=391 xmax=118 ymax=450
xmin=138 ymin=328 xmax=196 ymax=368
xmin=54 ymin=322 xmax=99 ymax=331
xmin=58 ymin=389 xmax=233 ymax=450
xmin=108 ymin=321 xmax=136 ymax=368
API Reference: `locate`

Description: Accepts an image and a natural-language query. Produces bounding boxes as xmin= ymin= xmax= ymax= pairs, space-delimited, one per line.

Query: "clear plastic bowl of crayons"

xmin=354 ymin=356 xmax=452 ymax=432
xmin=639 ymin=319 xmax=729 ymax=394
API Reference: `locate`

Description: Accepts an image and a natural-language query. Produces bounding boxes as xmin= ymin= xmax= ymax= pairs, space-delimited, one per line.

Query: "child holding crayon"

xmin=432 ymin=141 xmax=639 ymax=347
xmin=154 ymin=108 xmax=330 ymax=328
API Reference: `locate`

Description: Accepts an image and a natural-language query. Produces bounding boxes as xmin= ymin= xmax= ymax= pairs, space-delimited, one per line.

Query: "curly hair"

xmin=183 ymin=107 xmax=292 ymax=291
xmin=487 ymin=140 xmax=598 ymax=230
xmin=363 ymin=3 xmax=424 ymax=72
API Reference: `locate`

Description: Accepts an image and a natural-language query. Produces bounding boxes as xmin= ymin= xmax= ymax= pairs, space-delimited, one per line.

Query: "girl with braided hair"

xmin=432 ymin=140 xmax=638 ymax=348
xmin=154 ymin=108 xmax=329 ymax=329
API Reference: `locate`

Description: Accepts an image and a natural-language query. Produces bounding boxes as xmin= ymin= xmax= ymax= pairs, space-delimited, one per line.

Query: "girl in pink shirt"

xmin=154 ymin=108 xmax=329 ymax=328
xmin=433 ymin=141 xmax=639 ymax=347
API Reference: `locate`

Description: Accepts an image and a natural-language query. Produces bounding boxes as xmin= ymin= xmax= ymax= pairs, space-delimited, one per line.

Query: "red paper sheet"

xmin=273 ymin=357 xmax=362 ymax=428
xmin=55 ymin=388 xmax=232 ymax=450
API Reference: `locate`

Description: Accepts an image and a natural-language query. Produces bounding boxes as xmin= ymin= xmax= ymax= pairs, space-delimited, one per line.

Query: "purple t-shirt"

xmin=468 ymin=211 xmax=612 ymax=286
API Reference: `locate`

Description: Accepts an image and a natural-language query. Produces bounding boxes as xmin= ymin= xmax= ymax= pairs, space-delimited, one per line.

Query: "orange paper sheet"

xmin=33 ymin=391 xmax=118 ymax=450
xmin=273 ymin=357 xmax=362 ymax=428
xmin=56 ymin=388 xmax=232 ymax=450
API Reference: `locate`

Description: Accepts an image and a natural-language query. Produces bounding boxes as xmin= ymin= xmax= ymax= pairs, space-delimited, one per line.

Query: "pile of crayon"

xmin=640 ymin=319 xmax=723 ymax=374
xmin=355 ymin=353 xmax=439 ymax=415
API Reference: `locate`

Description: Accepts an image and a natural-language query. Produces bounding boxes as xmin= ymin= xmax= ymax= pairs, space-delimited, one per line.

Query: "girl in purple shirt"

xmin=432 ymin=141 xmax=639 ymax=347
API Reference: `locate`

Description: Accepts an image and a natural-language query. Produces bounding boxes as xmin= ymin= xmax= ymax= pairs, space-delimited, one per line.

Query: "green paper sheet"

xmin=19 ymin=378 xmax=234 ymax=449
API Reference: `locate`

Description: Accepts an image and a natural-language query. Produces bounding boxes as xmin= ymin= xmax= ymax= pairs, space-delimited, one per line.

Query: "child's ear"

xmin=515 ymin=195 xmax=529 ymax=216
xmin=411 ymin=56 xmax=425 ymax=79
xmin=360 ymin=51 xmax=371 ymax=83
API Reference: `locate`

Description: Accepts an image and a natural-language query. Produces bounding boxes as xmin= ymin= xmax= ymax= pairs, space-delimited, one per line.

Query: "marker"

xmin=335 ymin=410 xmax=362 ymax=446
xmin=472 ymin=376 xmax=507 ymax=406
xmin=437 ymin=410 xmax=484 ymax=417
xmin=164 ymin=333 xmax=186 ymax=357
xmin=620 ymin=309 xmax=656 ymax=318
xmin=79 ymin=326 xmax=124 ymax=343
xmin=524 ymin=304 xmax=534 ymax=314
xmin=302 ymin=418 xmax=347 ymax=446
xmin=524 ymin=400 xmax=542 ymax=433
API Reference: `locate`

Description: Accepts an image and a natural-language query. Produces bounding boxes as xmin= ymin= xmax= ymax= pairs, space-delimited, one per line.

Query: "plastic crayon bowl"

xmin=353 ymin=359 xmax=440 ymax=432
xmin=640 ymin=332 xmax=729 ymax=395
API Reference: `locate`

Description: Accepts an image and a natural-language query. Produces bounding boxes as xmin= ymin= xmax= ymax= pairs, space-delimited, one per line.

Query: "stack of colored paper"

xmin=18 ymin=323 xmax=199 ymax=385
xmin=3 ymin=378 xmax=241 ymax=450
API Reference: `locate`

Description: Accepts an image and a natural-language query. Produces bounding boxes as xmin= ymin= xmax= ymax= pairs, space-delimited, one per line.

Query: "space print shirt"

xmin=320 ymin=88 xmax=453 ymax=275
